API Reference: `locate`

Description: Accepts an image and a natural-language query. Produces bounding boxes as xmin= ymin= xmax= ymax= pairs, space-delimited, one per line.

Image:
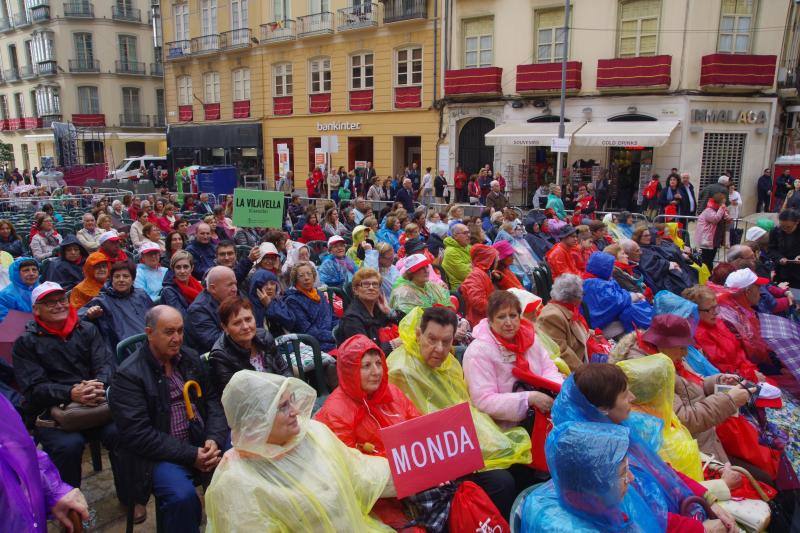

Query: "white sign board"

xmin=321 ymin=135 xmax=339 ymax=154
xmin=438 ymin=145 xmax=449 ymax=175
xmin=551 ymin=137 xmax=570 ymax=153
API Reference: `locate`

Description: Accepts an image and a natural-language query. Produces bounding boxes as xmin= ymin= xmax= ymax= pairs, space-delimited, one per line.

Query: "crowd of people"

xmin=1 ymin=171 xmax=800 ymax=533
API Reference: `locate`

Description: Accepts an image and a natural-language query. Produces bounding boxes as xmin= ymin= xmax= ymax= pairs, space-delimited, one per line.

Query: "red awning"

xmin=444 ymin=67 xmax=502 ymax=96
xmin=233 ymin=100 xmax=251 ymax=118
xmin=516 ymin=61 xmax=581 ymax=92
xmin=700 ymin=53 xmax=776 ymax=87
xmin=597 ymin=55 xmax=671 ymax=89
xmin=274 ymin=96 xmax=293 ymax=116
xmin=349 ymin=89 xmax=373 ymax=111
xmin=395 ymin=86 xmax=421 ymax=109
xmin=72 ymin=114 xmax=106 ymax=127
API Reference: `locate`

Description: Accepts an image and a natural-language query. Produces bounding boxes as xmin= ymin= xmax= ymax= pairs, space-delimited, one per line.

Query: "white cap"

xmin=745 ymin=226 xmax=767 ymax=242
xmin=327 ymin=235 xmax=346 ymax=247
xmin=507 ymin=288 xmax=543 ymax=315
xmin=399 ymin=253 xmax=431 ymax=275
xmin=725 ymin=268 xmax=769 ymax=290
xmin=255 ymin=242 xmax=280 ymax=263
xmin=139 ymin=241 xmax=161 ymax=255
xmin=718 ymin=175 xmax=730 ymax=184
xmin=98 ymin=230 xmax=120 ymax=245
xmin=31 ymin=281 xmax=65 ymax=305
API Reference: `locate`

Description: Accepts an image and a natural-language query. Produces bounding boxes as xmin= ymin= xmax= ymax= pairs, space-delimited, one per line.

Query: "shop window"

xmin=203 ymin=71 xmax=220 ymax=104
xmin=535 ymin=8 xmax=566 ymax=63
xmin=700 ymin=132 xmax=745 ymax=190
xmin=618 ymin=0 xmax=660 ymax=58
xmin=351 ymin=52 xmax=373 ymax=90
xmin=177 ymin=75 xmax=192 ymax=106
xmin=308 ymin=137 xmax=321 ymax=172
xmin=273 ymin=63 xmax=293 ymax=97
xmin=718 ymin=0 xmax=755 ymax=54
xmin=309 ymin=57 xmax=331 ymax=94
xmin=233 ymin=68 xmax=250 ymax=101
xmin=463 ymin=16 xmax=493 ymax=68
xmin=396 ymin=47 xmax=422 ymax=86
xmin=126 ymin=141 xmax=145 ymax=157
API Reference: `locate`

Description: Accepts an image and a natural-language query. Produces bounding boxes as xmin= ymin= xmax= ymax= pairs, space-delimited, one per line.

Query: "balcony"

xmin=383 ymin=0 xmax=426 ymax=23
xmin=19 ymin=64 xmax=37 ymax=79
xmin=13 ymin=11 xmax=31 ymax=28
xmin=190 ymin=34 xmax=219 ymax=54
xmin=260 ymin=20 xmax=295 ymax=43
xmin=337 ymin=3 xmax=378 ymax=31
xmin=69 ymin=59 xmax=100 ymax=73
xmin=297 ymin=12 xmax=333 ymax=37
xmin=37 ymin=60 xmax=57 ymax=76
xmin=516 ymin=61 xmax=582 ymax=93
xmin=3 ymin=68 xmax=19 ymax=82
xmin=165 ymin=40 xmax=190 ymax=59
xmin=8 ymin=119 xmax=21 ymax=130
xmin=119 ymin=113 xmax=150 ymax=127
xmin=111 ymin=6 xmax=141 ymax=22
xmin=39 ymin=114 xmax=61 ymax=127
xmin=154 ymin=114 xmax=166 ymax=127
xmin=444 ymin=67 xmax=503 ymax=97
xmin=64 ymin=2 xmax=94 ymax=17
xmin=220 ymin=28 xmax=252 ymax=49
xmin=71 ymin=113 xmax=105 ymax=127
xmin=150 ymin=62 xmax=163 ymax=76
xmin=700 ymin=53 xmax=776 ymax=89
xmin=21 ymin=117 xmax=43 ymax=129
xmin=596 ymin=55 xmax=671 ymax=90
xmin=115 ymin=60 xmax=146 ymax=75
xmin=30 ymin=2 xmax=50 ymax=22
xmin=0 ymin=120 xmax=8 ymax=131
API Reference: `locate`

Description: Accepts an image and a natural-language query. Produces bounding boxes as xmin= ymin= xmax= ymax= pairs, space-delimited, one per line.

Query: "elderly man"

xmin=12 ymin=282 xmax=129 ymax=514
xmin=185 ymin=266 xmax=239 ymax=353
xmin=75 ymin=213 xmax=100 ymax=252
xmin=698 ymin=175 xmax=730 ymax=213
xmin=729 ymin=244 xmax=794 ymax=314
xmin=441 ymin=223 xmax=472 ymax=290
xmin=98 ymin=229 xmax=129 ymax=263
xmin=678 ymin=173 xmax=697 ymax=216
xmin=485 ymin=180 xmax=508 ymax=212
xmin=195 ymin=193 xmax=214 ymax=215
xmin=352 ymin=197 xmax=369 ymax=224
xmin=396 ymin=178 xmax=415 ymax=213
xmin=186 ymin=223 xmax=217 ymax=279
xmin=110 ymin=306 xmax=227 ymax=533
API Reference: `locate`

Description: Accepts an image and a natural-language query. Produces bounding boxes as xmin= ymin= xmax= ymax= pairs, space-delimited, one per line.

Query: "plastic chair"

xmin=510 ymin=483 xmax=542 ymax=533
xmin=235 ymin=244 xmax=251 ymax=261
xmin=275 ymin=333 xmax=330 ymax=410
xmin=115 ymin=333 xmax=147 ymax=364
xmin=324 ymin=285 xmax=350 ymax=315
xmin=306 ymin=240 xmax=328 ymax=264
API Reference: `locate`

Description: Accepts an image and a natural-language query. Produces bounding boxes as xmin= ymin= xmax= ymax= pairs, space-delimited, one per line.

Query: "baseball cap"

xmin=745 ymin=226 xmax=767 ymax=242
xmin=724 ymin=268 xmax=769 ymax=290
xmin=31 ymin=281 xmax=65 ymax=306
xmin=327 ymin=235 xmax=346 ymax=247
xmin=98 ymin=230 xmax=120 ymax=245
xmin=139 ymin=241 xmax=161 ymax=255
xmin=401 ymin=253 xmax=431 ymax=275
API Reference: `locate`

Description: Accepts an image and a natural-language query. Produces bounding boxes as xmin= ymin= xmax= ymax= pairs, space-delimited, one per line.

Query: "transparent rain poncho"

xmin=205 ymin=371 xmax=394 ymax=532
xmin=617 ymin=354 xmax=705 ymax=480
xmin=520 ymin=422 xmax=661 ymax=532
xmin=653 ymin=291 xmax=720 ymax=377
xmin=386 ymin=307 xmax=532 ymax=471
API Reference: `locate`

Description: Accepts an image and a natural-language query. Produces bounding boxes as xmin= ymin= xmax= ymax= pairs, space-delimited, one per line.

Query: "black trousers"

xmin=700 ymin=247 xmax=717 ymax=271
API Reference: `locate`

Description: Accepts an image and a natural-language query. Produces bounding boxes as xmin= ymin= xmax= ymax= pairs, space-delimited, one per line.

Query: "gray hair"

xmin=620 ymin=239 xmax=639 ymax=255
xmin=550 ymin=273 xmax=583 ymax=303
xmin=112 ymin=200 xmax=122 ymax=208
xmin=727 ymin=244 xmax=751 ymax=263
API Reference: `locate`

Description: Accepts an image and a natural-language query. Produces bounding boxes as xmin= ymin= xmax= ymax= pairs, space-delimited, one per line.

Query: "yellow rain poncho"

xmin=205 ymin=371 xmax=394 ymax=533
xmin=536 ymin=328 xmax=571 ymax=376
xmin=602 ymin=213 xmax=626 ymax=243
xmin=347 ymin=225 xmax=372 ymax=266
xmin=617 ymin=354 xmax=704 ymax=481
xmin=386 ymin=307 xmax=532 ymax=471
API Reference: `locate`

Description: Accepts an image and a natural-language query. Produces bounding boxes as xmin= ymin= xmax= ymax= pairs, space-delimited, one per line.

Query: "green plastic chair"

xmin=115 ymin=333 xmax=147 ymax=365
xmin=275 ymin=333 xmax=329 ymax=410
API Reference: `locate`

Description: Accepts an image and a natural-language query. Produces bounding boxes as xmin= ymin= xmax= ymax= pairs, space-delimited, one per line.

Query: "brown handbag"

xmin=36 ymin=401 xmax=112 ymax=432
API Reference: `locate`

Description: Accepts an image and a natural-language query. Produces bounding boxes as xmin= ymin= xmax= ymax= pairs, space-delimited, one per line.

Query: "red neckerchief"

xmin=551 ymin=300 xmax=589 ymax=331
xmin=615 ymin=261 xmax=635 ymax=275
xmin=501 ymin=319 xmax=563 ymax=394
xmin=35 ymin=307 xmax=79 ymax=341
xmin=175 ymin=275 xmax=203 ymax=304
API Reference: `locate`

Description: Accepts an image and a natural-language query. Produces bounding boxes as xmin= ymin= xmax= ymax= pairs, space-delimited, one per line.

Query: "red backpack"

xmin=448 ymin=481 xmax=509 ymax=533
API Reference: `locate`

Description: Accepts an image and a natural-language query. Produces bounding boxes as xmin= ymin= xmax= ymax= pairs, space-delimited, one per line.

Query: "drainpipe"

xmin=433 ymin=0 xmax=439 ymax=105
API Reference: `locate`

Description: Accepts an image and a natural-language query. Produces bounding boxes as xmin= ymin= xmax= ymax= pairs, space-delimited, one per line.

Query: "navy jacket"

xmin=283 ymin=287 xmax=338 ymax=352
xmin=185 ymin=290 xmax=221 ymax=354
xmin=186 ymin=240 xmax=217 ymax=279
xmin=248 ymin=270 xmax=294 ymax=337
xmin=82 ymin=283 xmax=154 ymax=355
xmin=396 ymin=188 xmax=414 ymax=212
xmin=160 ymin=269 xmax=190 ymax=318
xmin=45 ymin=235 xmax=88 ymax=291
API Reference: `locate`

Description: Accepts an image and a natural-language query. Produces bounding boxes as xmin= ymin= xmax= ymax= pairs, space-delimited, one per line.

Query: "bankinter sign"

xmin=380 ymin=402 xmax=485 ymax=498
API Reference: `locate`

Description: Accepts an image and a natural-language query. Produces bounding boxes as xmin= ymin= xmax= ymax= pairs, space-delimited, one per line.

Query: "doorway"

xmin=125 ymin=141 xmax=145 ymax=157
xmin=348 ymin=136 xmax=374 ymax=171
xmin=609 ymin=146 xmax=653 ymax=211
xmin=83 ymin=141 xmax=104 ymax=164
xmin=392 ymin=136 xmax=420 ymax=175
xmin=458 ymin=117 xmax=494 ymax=176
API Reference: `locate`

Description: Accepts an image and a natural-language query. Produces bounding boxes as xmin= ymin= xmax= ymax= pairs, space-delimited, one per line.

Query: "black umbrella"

xmin=182 ymin=380 xmax=206 ymax=447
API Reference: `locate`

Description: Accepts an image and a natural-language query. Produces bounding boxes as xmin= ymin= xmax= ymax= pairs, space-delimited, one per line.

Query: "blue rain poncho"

xmin=520 ymin=422 xmax=661 ymax=532
xmin=0 ymin=257 xmax=39 ymax=321
xmin=550 ymin=376 xmax=704 ymax=523
xmin=583 ymin=252 xmax=652 ymax=332
xmin=652 ymin=291 xmax=719 ymax=377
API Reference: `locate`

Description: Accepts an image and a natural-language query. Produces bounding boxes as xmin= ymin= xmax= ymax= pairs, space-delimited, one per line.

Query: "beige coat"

xmin=536 ymin=302 xmax=590 ymax=371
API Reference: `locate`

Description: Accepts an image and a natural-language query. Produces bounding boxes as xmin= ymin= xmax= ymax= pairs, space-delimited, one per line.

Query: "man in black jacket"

xmin=110 ymin=305 xmax=227 ymax=533
xmin=12 ymin=282 xmax=125 ymax=500
xmin=678 ymin=173 xmax=697 ymax=217
xmin=185 ymin=266 xmax=239 ymax=353
xmin=756 ymin=169 xmax=772 ymax=213
xmin=396 ymin=178 xmax=415 ymax=212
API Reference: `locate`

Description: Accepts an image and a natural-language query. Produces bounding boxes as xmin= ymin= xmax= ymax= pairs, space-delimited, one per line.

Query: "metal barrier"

xmin=651 ymin=213 xmax=757 ymax=262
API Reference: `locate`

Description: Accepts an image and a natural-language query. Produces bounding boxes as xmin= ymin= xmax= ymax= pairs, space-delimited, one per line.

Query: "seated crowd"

xmin=3 ymin=185 xmax=800 ymax=533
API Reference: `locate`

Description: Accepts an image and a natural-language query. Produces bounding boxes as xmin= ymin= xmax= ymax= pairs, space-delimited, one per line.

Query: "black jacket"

xmin=767 ymin=227 xmax=800 ymax=289
xmin=160 ymin=269 xmax=191 ymax=318
xmin=45 ymin=235 xmax=88 ymax=291
xmin=678 ymin=183 xmax=697 ymax=216
xmin=185 ymin=290 xmax=221 ymax=353
xmin=82 ymin=284 xmax=153 ymax=356
xmin=12 ymin=319 xmax=113 ymax=413
xmin=396 ymin=188 xmax=414 ymax=212
xmin=208 ymin=329 xmax=290 ymax=393
xmin=336 ymin=297 xmax=394 ymax=353
xmin=110 ymin=342 xmax=227 ymax=502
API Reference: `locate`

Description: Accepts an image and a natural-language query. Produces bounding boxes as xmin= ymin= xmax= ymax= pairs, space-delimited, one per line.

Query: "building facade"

xmin=0 ymin=0 xmax=165 ymax=174
xmin=442 ymin=0 xmax=788 ymax=213
xmin=161 ymin=0 xmax=442 ymax=190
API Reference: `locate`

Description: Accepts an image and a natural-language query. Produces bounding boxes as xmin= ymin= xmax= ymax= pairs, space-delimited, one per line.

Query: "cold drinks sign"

xmin=380 ymin=402 xmax=484 ymax=498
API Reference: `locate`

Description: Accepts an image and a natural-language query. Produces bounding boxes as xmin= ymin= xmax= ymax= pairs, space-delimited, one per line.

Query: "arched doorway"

xmin=458 ymin=117 xmax=494 ymax=176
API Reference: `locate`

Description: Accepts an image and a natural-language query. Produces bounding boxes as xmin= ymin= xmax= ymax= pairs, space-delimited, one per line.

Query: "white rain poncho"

xmin=205 ymin=371 xmax=394 ymax=532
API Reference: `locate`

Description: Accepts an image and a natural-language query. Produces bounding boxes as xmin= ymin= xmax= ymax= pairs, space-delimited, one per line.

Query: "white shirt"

xmin=728 ymin=190 xmax=741 ymax=220
xmin=421 ymin=172 xmax=432 ymax=191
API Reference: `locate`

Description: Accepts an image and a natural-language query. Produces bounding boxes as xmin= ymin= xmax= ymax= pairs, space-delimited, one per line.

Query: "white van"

xmin=107 ymin=155 xmax=167 ymax=181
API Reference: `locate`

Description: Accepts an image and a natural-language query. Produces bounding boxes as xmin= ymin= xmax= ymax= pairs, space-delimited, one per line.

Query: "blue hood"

xmin=8 ymin=257 xmax=39 ymax=293
xmin=586 ymin=251 xmax=614 ymax=280
xmin=249 ymin=269 xmax=279 ymax=299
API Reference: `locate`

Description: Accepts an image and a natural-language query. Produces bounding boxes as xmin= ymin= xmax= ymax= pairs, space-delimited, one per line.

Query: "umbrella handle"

xmin=182 ymin=380 xmax=202 ymax=420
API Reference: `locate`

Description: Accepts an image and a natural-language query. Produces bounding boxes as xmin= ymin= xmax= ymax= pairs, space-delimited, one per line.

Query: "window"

xmin=396 ymin=47 xmax=422 ymax=86
xmin=73 ymin=33 xmax=93 ymax=65
xmin=201 ymin=0 xmax=217 ymax=35
xmin=273 ymin=0 xmax=290 ymax=21
xmin=177 ymin=75 xmax=192 ymax=106
xmin=77 ymin=86 xmax=100 ymax=114
xmin=13 ymin=92 xmax=23 ymax=117
xmin=0 ymin=96 xmax=8 ymax=119
xmin=233 ymin=68 xmax=250 ymax=100
xmin=174 ymin=3 xmax=189 ymax=41
xmin=273 ymin=63 xmax=292 ymax=96
xmin=231 ymin=0 xmax=248 ymax=29
xmin=463 ymin=17 xmax=493 ymax=68
xmin=31 ymin=31 xmax=55 ymax=63
xmin=35 ymin=86 xmax=59 ymax=115
xmin=618 ymin=0 xmax=660 ymax=57
xmin=156 ymin=89 xmax=165 ymax=122
xmin=309 ymin=58 xmax=331 ymax=93
xmin=351 ymin=52 xmax=373 ymax=89
xmin=29 ymin=90 xmax=37 ymax=117
xmin=203 ymin=71 xmax=220 ymax=103
xmin=701 ymin=133 xmax=745 ymax=190
xmin=310 ymin=0 xmax=329 ymax=13
xmin=122 ymin=87 xmax=141 ymax=118
xmin=535 ymin=8 xmax=566 ymax=63
xmin=118 ymin=35 xmax=137 ymax=62
xmin=718 ymin=0 xmax=755 ymax=53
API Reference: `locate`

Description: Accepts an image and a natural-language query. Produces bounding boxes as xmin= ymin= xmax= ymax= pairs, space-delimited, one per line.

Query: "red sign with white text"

xmin=380 ymin=402 xmax=484 ymax=498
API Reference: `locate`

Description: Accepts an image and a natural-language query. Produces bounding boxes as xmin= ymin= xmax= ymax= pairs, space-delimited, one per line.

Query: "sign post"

xmin=232 ymin=188 xmax=285 ymax=229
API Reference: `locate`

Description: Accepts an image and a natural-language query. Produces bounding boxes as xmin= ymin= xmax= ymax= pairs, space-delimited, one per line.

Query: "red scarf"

xmin=614 ymin=261 xmax=635 ymax=275
xmin=35 ymin=307 xmax=79 ymax=341
xmin=500 ymin=319 xmax=562 ymax=394
xmin=175 ymin=275 xmax=203 ymax=304
xmin=551 ymin=300 xmax=589 ymax=332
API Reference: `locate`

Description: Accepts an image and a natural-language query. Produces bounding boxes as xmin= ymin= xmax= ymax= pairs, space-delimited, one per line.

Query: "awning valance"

xmin=572 ymin=120 xmax=680 ymax=147
xmin=484 ymin=121 xmax=585 ymax=147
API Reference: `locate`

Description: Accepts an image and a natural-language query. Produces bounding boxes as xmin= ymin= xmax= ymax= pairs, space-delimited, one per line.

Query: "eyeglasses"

xmin=38 ymin=296 xmax=69 ymax=309
xmin=359 ymin=281 xmax=381 ymax=288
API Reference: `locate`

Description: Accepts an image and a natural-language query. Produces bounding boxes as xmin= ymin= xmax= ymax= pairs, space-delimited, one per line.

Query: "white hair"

xmin=620 ymin=239 xmax=639 ymax=255
xmin=718 ymin=175 xmax=730 ymax=184
xmin=550 ymin=273 xmax=583 ymax=303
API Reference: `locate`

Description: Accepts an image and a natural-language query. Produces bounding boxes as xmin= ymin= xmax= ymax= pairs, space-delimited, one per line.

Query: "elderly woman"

xmin=69 ymin=252 xmax=110 ymax=309
xmin=284 ymin=261 xmax=338 ymax=352
xmin=364 ymin=242 xmax=399 ymax=299
xmin=318 ymin=235 xmax=357 ymax=288
xmin=160 ymin=250 xmax=202 ymax=318
xmin=696 ymin=191 xmax=730 ymax=270
xmin=604 ymin=242 xmax=648 ymax=296
xmin=248 ymin=269 xmax=295 ymax=337
xmin=464 ymin=290 xmax=563 ymax=433
xmin=29 ymin=215 xmax=62 ymax=260
xmin=492 ymin=240 xmax=523 ymax=290
xmin=536 ymin=274 xmax=590 ymax=371
xmin=389 ymin=254 xmax=451 ymax=315
xmin=208 ymin=297 xmax=291 ymax=393
xmin=545 ymin=184 xmax=566 ymax=220
xmin=583 ymin=252 xmax=653 ymax=333
xmin=336 ymin=268 xmax=397 ymax=353
xmin=205 ymin=371 xmax=395 ymax=532
xmin=141 ymin=223 xmax=166 ymax=252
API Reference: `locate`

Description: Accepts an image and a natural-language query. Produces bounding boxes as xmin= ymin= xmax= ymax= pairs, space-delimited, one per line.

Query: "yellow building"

xmin=161 ymin=0 xmax=441 ymax=190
